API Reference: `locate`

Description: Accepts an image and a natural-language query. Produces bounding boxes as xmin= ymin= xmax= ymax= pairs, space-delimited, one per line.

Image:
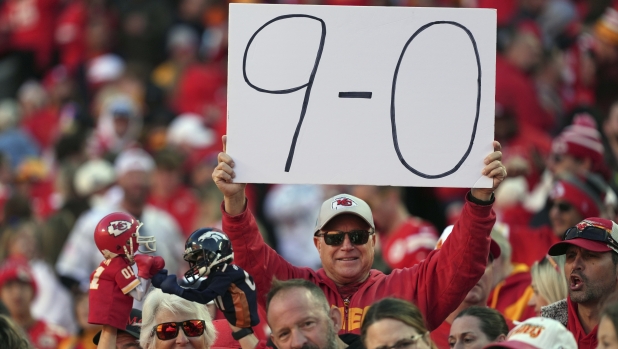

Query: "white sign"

xmin=227 ymin=4 xmax=496 ymax=188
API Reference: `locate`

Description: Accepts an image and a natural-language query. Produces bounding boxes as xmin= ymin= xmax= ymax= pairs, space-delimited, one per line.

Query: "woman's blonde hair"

xmin=361 ymin=298 xmax=437 ymax=349
xmin=530 ymin=255 xmax=567 ymax=304
xmin=139 ymin=288 xmax=216 ymax=349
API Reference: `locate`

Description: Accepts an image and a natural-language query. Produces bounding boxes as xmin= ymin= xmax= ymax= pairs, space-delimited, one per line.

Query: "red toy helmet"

xmin=93 ymin=212 xmax=156 ymax=263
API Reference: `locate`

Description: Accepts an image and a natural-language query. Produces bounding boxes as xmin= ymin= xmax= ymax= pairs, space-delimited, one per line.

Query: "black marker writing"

xmin=390 ymin=21 xmax=481 ymax=179
xmin=339 ymin=92 xmax=372 ymax=99
xmin=243 ymin=14 xmax=326 ymax=172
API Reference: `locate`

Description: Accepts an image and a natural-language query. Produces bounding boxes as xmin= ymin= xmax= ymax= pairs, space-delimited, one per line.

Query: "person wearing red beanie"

xmin=0 ymin=258 xmax=68 ymax=349
xmin=550 ymin=113 xmax=607 ymax=179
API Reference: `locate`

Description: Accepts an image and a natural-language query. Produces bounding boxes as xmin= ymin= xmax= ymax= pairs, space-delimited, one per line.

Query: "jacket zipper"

xmin=343 ymin=297 xmax=350 ymax=332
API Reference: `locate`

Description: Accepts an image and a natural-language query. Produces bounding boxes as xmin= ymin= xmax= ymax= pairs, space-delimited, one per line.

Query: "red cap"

xmin=549 ymin=177 xmax=601 ymax=218
xmin=548 ymin=218 xmax=618 ymax=255
xmin=0 ymin=258 xmax=37 ymax=296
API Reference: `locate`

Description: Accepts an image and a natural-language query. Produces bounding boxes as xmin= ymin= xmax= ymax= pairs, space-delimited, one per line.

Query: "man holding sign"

xmin=212 ymin=136 xmax=506 ymax=333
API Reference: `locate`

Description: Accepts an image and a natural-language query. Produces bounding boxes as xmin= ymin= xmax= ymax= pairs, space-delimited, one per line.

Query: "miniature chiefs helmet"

xmin=183 ymin=228 xmax=234 ymax=284
xmin=94 ymin=212 xmax=156 ymax=264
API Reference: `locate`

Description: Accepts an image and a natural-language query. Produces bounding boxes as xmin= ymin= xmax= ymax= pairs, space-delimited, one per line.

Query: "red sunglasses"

xmin=151 ymin=320 xmax=205 ymax=340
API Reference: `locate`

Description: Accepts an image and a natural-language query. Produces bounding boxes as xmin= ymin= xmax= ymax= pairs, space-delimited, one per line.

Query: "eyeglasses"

xmin=552 ymin=201 xmax=573 ymax=213
xmin=563 ymin=225 xmax=618 ymax=250
xmin=315 ymin=230 xmax=374 ymax=246
xmin=151 ymin=320 xmax=205 ymax=340
xmin=374 ymin=333 xmax=427 ymax=349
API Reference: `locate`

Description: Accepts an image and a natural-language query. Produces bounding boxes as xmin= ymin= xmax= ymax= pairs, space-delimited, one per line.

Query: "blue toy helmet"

xmin=183 ymin=227 xmax=234 ymax=284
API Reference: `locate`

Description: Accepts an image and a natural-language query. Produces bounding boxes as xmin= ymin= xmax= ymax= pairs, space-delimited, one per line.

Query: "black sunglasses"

xmin=151 ymin=320 xmax=205 ymax=340
xmin=552 ymin=202 xmax=573 ymax=213
xmin=315 ymin=230 xmax=374 ymax=246
xmin=563 ymin=225 xmax=618 ymax=249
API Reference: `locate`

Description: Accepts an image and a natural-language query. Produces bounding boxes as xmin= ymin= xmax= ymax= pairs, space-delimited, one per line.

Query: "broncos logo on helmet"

xmin=183 ymin=228 xmax=234 ymax=284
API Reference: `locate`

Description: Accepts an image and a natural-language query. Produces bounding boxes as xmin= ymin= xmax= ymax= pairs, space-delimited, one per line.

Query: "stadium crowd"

xmin=1 ymin=0 xmax=618 ymax=348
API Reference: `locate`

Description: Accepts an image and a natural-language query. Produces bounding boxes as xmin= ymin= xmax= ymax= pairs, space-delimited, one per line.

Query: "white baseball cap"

xmin=114 ymin=148 xmax=155 ymax=177
xmin=74 ymin=159 xmax=116 ymax=196
xmin=166 ymin=113 xmax=215 ymax=148
xmin=314 ymin=194 xmax=374 ymax=235
xmin=88 ymin=54 xmax=125 ymax=84
xmin=484 ymin=317 xmax=576 ymax=349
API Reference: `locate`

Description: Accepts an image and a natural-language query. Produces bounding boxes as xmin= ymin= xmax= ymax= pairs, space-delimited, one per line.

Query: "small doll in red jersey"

xmin=89 ymin=212 xmax=164 ymax=348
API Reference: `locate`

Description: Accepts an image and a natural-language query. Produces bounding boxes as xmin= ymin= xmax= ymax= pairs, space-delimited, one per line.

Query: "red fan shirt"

xmin=487 ymin=263 xmax=536 ymax=322
xmin=28 ymin=320 xmax=68 ymax=349
xmin=381 ymin=218 xmax=439 ymax=269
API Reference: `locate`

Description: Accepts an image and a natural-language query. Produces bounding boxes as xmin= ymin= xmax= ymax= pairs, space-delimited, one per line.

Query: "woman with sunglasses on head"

xmin=361 ymin=298 xmax=436 ymax=349
xmin=139 ymin=288 xmax=216 ymax=349
xmin=528 ymin=255 xmax=567 ymax=316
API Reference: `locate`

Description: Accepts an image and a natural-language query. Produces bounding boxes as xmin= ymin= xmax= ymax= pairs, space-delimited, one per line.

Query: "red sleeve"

xmin=111 ymin=258 xmax=139 ymax=294
xmin=221 ymin=201 xmax=316 ymax=308
xmin=388 ymin=193 xmax=495 ymax=331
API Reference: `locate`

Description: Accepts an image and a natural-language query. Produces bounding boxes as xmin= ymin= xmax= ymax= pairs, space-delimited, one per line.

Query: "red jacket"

xmin=222 ymin=193 xmax=496 ymax=333
xmin=495 ymin=55 xmax=554 ymax=133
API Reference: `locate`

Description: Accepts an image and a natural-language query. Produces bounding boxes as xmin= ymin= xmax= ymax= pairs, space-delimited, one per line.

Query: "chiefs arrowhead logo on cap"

xmin=331 ymin=197 xmax=357 ymax=210
xmin=549 ymin=182 xmax=565 ymax=199
xmin=108 ymin=220 xmax=131 ymax=236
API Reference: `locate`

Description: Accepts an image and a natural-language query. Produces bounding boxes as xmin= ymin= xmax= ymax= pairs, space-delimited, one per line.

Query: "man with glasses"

xmin=212 ymin=137 xmax=507 ymax=333
xmin=507 ymin=173 xmax=605 ymax=266
xmin=542 ymin=217 xmax=618 ymax=349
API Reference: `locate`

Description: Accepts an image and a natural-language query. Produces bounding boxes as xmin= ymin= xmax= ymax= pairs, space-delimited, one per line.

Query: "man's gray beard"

xmin=300 ymin=323 xmax=340 ymax=349
xmin=569 ymin=273 xmax=616 ymax=304
xmin=323 ymin=323 xmax=340 ymax=349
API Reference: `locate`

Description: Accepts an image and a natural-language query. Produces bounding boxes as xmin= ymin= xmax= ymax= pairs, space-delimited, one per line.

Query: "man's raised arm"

xmin=213 ymin=135 xmax=247 ymax=216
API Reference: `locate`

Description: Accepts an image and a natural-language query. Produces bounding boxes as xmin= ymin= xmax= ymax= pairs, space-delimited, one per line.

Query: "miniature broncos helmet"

xmin=183 ymin=227 xmax=234 ymax=284
xmin=94 ymin=212 xmax=156 ymax=263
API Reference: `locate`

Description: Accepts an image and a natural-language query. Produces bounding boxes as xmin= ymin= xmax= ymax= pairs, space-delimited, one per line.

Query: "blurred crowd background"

xmin=0 ymin=0 xmax=617 ymax=348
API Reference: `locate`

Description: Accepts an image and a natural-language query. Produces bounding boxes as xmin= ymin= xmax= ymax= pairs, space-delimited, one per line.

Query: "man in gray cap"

xmin=212 ymin=137 xmax=507 ymax=335
xmin=56 ymin=148 xmax=184 ymax=292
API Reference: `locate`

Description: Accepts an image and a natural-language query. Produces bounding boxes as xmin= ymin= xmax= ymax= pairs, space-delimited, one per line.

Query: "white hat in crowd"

xmin=314 ymin=194 xmax=375 ymax=234
xmin=484 ymin=317 xmax=577 ymax=349
xmin=74 ymin=159 xmax=116 ymax=197
xmin=114 ymin=148 xmax=155 ymax=177
xmin=166 ymin=113 xmax=215 ymax=149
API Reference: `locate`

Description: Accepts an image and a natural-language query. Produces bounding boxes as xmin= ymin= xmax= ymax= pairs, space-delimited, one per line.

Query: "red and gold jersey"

xmin=487 ymin=264 xmax=536 ymax=322
xmin=381 ymin=218 xmax=438 ymax=269
xmin=88 ymin=257 xmax=139 ymax=329
xmin=28 ymin=320 xmax=68 ymax=349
